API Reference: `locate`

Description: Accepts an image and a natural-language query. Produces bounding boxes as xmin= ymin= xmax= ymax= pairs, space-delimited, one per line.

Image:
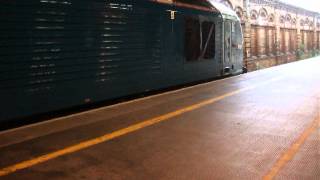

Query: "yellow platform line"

xmin=263 ymin=115 xmax=320 ymax=180
xmin=0 ymin=78 xmax=280 ymax=177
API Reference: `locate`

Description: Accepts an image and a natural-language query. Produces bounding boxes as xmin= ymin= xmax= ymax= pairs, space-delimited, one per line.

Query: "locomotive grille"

xmin=0 ymin=0 xmax=162 ymax=92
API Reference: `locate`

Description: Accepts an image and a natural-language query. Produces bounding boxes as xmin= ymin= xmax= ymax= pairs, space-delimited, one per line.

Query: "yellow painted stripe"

xmin=263 ymin=116 xmax=320 ymax=180
xmin=0 ymin=78 xmax=280 ymax=177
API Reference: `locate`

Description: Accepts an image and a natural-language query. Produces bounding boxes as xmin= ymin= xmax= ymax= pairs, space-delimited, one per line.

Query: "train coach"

xmin=0 ymin=0 xmax=243 ymax=123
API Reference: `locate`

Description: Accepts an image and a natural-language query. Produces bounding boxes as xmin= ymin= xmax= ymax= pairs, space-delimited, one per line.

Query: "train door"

xmin=223 ymin=20 xmax=243 ymax=74
xmin=231 ymin=21 xmax=243 ymax=73
xmin=223 ymin=20 xmax=233 ymax=74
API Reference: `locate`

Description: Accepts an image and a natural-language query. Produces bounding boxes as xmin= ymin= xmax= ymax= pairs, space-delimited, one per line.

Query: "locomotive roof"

xmin=208 ymin=0 xmax=239 ymax=20
xmin=153 ymin=0 xmax=239 ymax=21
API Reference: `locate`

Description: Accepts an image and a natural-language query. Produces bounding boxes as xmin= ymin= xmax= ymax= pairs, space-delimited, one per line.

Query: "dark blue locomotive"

xmin=0 ymin=0 xmax=243 ymax=123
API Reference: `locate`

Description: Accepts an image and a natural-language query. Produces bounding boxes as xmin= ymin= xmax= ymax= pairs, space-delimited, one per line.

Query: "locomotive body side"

xmin=0 ymin=0 xmax=243 ymax=123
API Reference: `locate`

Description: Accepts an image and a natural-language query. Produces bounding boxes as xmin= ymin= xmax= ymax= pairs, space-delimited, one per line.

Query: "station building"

xmin=221 ymin=0 xmax=320 ymax=71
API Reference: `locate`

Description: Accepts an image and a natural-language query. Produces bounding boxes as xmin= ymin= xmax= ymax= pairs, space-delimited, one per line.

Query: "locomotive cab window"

xmin=184 ymin=16 xmax=215 ymax=61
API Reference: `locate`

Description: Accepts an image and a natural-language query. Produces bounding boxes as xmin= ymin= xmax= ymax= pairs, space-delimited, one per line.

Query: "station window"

xmin=184 ymin=16 xmax=215 ymax=61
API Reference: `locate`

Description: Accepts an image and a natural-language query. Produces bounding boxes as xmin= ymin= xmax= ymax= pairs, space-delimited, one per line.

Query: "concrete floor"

xmin=0 ymin=57 xmax=319 ymax=179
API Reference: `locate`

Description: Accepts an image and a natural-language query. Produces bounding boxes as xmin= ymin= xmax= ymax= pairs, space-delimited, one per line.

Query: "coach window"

xmin=201 ymin=21 xmax=215 ymax=59
xmin=185 ymin=16 xmax=215 ymax=61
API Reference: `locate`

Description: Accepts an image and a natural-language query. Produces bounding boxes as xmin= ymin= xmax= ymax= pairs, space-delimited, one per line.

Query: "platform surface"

xmin=0 ymin=57 xmax=320 ymax=179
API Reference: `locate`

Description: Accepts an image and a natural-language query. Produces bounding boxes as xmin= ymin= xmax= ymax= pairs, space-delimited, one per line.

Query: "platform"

xmin=0 ymin=57 xmax=319 ymax=179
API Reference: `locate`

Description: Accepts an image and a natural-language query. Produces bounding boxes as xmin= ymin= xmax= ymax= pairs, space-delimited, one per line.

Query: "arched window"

xmin=292 ymin=18 xmax=296 ymax=25
xmin=279 ymin=16 xmax=285 ymax=24
xmin=305 ymin=18 xmax=309 ymax=25
xmin=250 ymin=10 xmax=258 ymax=20
xmin=268 ymin=14 xmax=275 ymax=23
xmin=259 ymin=8 xmax=268 ymax=20
xmin=285 ymin=14 xmax=291 ymax=22
xmin=309 ymin=21 xmax=314 ymax=27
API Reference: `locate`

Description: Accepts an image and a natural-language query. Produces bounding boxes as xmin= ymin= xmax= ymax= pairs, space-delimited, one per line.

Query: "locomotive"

xmin=0 ymin=0 xmax=243 ymax=123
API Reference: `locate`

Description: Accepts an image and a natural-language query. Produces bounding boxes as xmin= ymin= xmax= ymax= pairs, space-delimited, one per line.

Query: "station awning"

xmin=153 ymin=0 xmax=239 ymax=20
xmin=208 ymin=0 xmax=238 ymax=20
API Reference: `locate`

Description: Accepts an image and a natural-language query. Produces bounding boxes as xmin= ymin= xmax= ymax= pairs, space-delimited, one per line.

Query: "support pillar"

xmin=317 ymin=31 xmax=320 ymax=50
xmin=297 ymin=27 xmax=301 ymax=50
xmin=257 ymin=27 xmax=265 ymax=57
xmin=242 ymin=0 xmax=251 ymax=71
xmin=275 ymin=26 xmax=281 ymax=56
xmin=285 ymin=29 xmax=290 ymax=53
xmin=304 ymin=31 xmax=308 ymax=52
xmin=313 ymin=30 xmax=317 ymax=51
xmin=243 ymin=22 xmax=251 ymax=65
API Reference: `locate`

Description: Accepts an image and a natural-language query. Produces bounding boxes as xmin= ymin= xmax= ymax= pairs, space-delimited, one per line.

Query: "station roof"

xmin=176 ymin=0 xmax=214 ymax=7
xmin=153 ymin=0 xmax=238 ymax=20
xmin=207 ymin=0 xmax=238 ymax=20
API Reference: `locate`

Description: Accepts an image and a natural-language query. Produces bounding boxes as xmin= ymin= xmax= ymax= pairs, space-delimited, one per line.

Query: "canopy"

xmin=208 ymin=0 xmax=239 ymax=20
xmin=154 ymin=0 xmax=239 ymax=20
